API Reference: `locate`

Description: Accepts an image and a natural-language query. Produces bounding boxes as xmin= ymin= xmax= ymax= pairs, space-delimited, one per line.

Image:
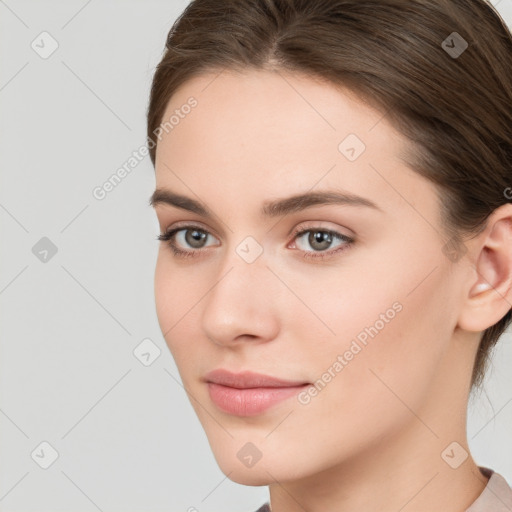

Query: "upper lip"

xmin=204 ymin=369 xmax=309 ymax=389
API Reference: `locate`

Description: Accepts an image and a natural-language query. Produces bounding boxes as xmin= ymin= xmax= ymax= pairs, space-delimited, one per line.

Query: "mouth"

xmin=204 ymin=369 xmax=311 ymax=416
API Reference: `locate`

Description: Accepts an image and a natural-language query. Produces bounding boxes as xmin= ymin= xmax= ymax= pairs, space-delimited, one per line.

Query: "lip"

xmin=204 ymin=369 xmax=311 ymax=416
xmin=204 ymin=369 xmax=308 ymax=388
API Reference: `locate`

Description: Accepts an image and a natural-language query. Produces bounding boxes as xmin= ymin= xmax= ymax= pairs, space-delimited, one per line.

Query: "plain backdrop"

xmin=1 ymin=1 xmax=512 ymax=511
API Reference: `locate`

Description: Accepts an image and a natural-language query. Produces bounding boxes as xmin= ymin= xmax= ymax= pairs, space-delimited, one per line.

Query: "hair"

xmin=147 ymin=0 xmax=512 ymax=391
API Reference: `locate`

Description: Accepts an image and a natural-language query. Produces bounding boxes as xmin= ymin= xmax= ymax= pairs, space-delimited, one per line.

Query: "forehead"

xmin=157 ymin=69 xmax=394 ymax=158
xmin=153 ymin=69 xmax=429 ymax=219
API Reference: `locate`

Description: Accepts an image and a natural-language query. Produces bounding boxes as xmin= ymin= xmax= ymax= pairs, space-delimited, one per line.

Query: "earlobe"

xmin=457 ymin=205 xmax=512 ymax=333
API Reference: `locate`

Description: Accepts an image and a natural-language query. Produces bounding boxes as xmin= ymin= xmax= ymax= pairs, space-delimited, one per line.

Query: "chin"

xmin=224 ymin=467 xmax=274 ymax=486
xmin=211 ymin=445 xmax=308 ymax=487
xmin=208 ymin=444 xmax=274 ymax=486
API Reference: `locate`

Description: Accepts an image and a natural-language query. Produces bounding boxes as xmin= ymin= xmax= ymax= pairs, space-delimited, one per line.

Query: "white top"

xmin=466 ymin=467 xmax=512 ymax=511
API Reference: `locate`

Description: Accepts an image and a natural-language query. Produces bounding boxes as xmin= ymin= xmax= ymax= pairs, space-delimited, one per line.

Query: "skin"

xmin=151 ymin=69 xmax=512 ymax=512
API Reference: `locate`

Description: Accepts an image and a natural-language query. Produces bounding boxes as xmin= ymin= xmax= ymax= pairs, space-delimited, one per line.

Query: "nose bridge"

xmin=213 ymin=231 xmax=271 ymax=300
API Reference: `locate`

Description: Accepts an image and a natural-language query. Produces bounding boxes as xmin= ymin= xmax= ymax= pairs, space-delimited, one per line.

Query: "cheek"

xmin=154 ymin=253 xmax=225 ymax=376
xmin=297 ymin=252 xmax=455 ymax=426
xmin=154 ymin=254 xmax=196 ymax=356
xmin=154 ymin=255 xmax=173 ymax=334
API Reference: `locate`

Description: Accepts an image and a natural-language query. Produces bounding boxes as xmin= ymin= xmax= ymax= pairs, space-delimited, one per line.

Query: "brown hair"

xmin=147 ymin=0 xmax=512 ymax=391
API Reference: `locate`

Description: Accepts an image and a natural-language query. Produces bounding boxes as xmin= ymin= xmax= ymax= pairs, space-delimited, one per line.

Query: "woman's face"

xmin=152 ymin=69 xmax=471 ymax=484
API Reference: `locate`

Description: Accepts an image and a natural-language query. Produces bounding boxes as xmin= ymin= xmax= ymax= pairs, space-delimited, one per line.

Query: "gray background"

xmin=1 ymin=1 xmax=511 ymax=511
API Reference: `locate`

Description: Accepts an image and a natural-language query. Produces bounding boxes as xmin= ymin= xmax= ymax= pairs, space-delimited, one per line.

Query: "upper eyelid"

xmin=162 ymin=219 xmax=350 ymax=233
xmin=163 ymin=221 xmax=220 ymax=239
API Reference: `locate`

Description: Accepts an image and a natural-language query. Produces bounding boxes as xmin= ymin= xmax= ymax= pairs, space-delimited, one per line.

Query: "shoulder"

xmin=466 ymin=467 xmax=512 ymax=512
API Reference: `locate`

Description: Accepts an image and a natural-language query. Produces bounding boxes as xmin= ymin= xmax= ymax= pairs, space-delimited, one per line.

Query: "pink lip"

xmin=204 ymin=369 xmax=310 ymax=416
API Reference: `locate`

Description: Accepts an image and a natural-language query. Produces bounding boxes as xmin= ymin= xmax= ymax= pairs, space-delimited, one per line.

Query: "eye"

xmin=289 ymin=226 xmax=354 ymax=260
xmin=156 ymin=224 xmax=354 ymax=261
xmin=157 ymin=225 xmax=218 ymax=259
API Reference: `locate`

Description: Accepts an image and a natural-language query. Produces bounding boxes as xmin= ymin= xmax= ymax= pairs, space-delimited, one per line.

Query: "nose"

xmin=200 ymin=255 xmax=280 ymax=348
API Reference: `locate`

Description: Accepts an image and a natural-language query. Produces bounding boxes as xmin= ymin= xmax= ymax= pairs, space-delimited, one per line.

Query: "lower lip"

xmin=207 ymin=382 xmax=310 ymax=416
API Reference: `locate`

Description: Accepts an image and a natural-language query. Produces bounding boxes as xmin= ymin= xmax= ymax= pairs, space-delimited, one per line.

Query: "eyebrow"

xmin=149 ymin=188 xmax=381 ymax=218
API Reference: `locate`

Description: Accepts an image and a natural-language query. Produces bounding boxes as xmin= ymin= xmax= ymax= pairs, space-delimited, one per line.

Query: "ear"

xmin=457 ymin=203 xmax=512 ymax=332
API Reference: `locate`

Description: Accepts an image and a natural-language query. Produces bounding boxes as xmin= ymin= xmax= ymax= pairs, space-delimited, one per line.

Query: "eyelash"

xmin=157 ymin=224 xmax=354 ymax=261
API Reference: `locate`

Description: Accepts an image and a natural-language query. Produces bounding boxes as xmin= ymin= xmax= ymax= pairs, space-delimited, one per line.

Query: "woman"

xmin=147 ymin=0 xmax=512 ymax=510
